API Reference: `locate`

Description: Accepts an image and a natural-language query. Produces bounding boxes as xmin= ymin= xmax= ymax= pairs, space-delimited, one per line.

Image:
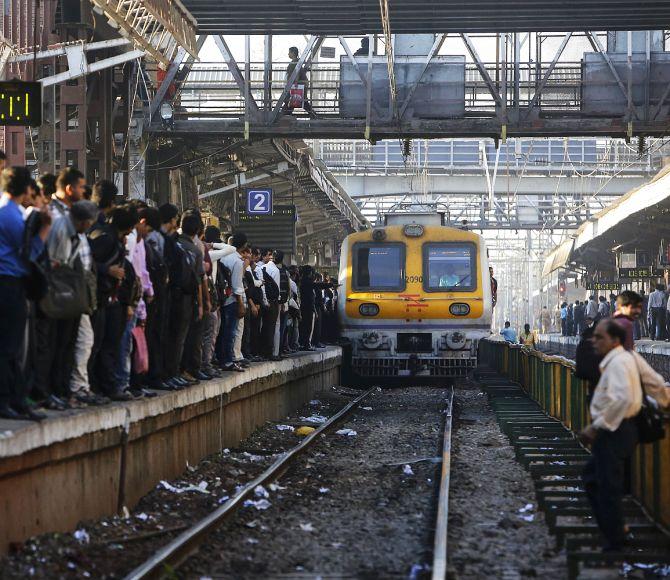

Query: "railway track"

xmin=124 ymin=386 xmax=455 ymax=580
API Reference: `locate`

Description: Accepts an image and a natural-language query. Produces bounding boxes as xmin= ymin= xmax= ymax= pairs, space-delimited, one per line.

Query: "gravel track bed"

xmin=181 ymin=386 xmax=450 ymax=579
xmin=447 ymin=383 xmax=566 ymax=579
xmin=0 ymin=388 xmax=352 ymax=579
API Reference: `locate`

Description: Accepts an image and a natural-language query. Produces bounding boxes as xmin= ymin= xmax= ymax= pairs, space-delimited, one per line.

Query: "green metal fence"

xmin=479 ymin=339 xmax=670 ymax=529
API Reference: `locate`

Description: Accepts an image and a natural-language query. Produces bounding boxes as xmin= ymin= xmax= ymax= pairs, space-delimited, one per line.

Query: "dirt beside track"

xmin=447 ymin=383 xmax=566 ymax=579
xmin=181 ymin=386 xmax=449 ymax=579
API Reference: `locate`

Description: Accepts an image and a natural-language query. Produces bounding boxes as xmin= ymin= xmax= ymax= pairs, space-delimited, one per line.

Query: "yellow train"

xmin=337 ymin=211 xmax=493 ymax=381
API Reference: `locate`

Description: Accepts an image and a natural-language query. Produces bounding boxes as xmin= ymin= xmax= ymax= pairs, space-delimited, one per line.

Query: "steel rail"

xmin=432 ymin=387 xmax=455 ymax=580
xmin=124 ymin=386 xmax=376 ymax=580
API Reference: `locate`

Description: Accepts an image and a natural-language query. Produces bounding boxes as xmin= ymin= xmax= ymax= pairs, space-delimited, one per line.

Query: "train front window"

xmin=423 ymin=243 xmax=477 ymax=292
xmin=353 ymin=243 xmax=405 ymax=291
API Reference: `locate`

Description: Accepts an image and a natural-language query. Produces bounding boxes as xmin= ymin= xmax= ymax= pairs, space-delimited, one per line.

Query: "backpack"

xmin=574 ymin=324 xmax=603 ymax=396
xmin=144 ymin=238 xmax=168 ymax=291
xmin=207 ymin=275 xmax=220 ymax=310
xmin=278 ymin=266 xmax=290 ymax=304
xmin=216 ymin=261 xmax=233 ymax=303
xmin=175 ymin=240 xmax=199 ymax=295
xmin=263 ymin=267 xmax=280 ymax=302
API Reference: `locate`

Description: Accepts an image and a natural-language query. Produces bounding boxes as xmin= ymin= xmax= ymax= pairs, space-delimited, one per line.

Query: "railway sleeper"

xmin=478 ymin=368 xmax=670 ymax=580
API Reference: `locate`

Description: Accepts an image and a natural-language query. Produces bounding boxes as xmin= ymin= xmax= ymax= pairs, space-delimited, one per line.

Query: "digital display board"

xmin=586 ymin=281 xmax=620 ymax=291
xmin=0 ymin=81 xmax=42 ymax=127
xmin=619 ymin=267 xmax=657 ymax=279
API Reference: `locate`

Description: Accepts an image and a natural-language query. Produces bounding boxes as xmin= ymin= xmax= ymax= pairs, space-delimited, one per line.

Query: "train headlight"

xmin=449 ymin=303 xmax=470 ymax=316
xmin=372 ymin=228 xmax=387 ymax=241
xmin=359 ymin=303 xmax=380 ymax=316
xmin=403 ymin=224 xmax=424 ymax=237
xmin=445 ymin=331 xmax=467 ymax=350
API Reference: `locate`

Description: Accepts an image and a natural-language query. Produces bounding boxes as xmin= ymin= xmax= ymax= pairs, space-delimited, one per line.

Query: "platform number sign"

xmin=246 ymin=189 xmax=273 ymax=215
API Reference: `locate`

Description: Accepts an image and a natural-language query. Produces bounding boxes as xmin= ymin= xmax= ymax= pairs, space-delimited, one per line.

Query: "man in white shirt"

xmin=264 ymin=251 xmax=282 ymax=358
xmin=580 ymin=319 xmax=670 ymax=550
xmin=258 ymin=248 xmax=281 ymax=360
xmin=648 ymin=284 xmax=666 ymax=340
xmin=585 ymin=295 xmax=598 ymax=320
xmin=221 ymin=233 xmax=248 ymax=371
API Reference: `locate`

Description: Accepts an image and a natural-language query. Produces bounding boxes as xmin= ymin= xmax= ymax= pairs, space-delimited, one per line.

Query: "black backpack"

xmin=575 ymin=324 xmax=603 ymax=395
xmin=144 ymin=239 xmax=168 ymax=291
xmin=216 ymin=261 xmax=233 ymax=303
xmin=263 ymin=267 xmax=280 ymax=302
xmin=278 ymin=266 xmax=290 ymax=304
xmin=174 ymin=240 xmax=199 ymax=295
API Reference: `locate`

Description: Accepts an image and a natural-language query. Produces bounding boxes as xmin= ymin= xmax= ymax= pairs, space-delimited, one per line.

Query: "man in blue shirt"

xmin=0 ymin=166 xmax=50 ymax=420
xmin=500 ymin=321 xmax=518 ymax=343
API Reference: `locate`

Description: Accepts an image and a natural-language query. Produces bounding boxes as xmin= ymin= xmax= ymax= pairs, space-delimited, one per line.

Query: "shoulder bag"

xmin=634 ymin=358 xmax=666 ymax=444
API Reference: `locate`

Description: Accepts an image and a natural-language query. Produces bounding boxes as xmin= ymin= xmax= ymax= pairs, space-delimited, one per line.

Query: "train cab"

xmin=338 ymin=211 xmax=492 ymax=381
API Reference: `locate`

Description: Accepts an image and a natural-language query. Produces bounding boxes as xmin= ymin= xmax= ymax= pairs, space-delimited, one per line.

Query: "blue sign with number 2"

xmin=247 ymin=189 xmax=272 ymax=215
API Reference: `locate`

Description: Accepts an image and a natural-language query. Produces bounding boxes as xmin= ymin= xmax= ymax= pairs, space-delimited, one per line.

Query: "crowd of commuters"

xmin=538 ymin=289 xmax=660 ymax=340
xmin=0 ymin=161 xmax=339 ymax=421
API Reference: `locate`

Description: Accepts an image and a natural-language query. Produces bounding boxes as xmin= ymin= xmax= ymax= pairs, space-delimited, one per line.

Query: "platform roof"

xmin=182 ymin=0 xmax=670 ymax=34
xmin=543 ymin=166 xmax=670 ymax=275
xmin=197 ymin=138 xmax=368 ymax=248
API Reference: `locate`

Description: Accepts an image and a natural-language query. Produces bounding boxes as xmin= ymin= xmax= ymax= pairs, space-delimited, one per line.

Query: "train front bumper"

xmin=351 ymin=353 xmax=476 ymax=378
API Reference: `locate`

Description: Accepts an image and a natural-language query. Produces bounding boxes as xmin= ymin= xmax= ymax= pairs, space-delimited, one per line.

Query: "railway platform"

xmin=537 ymin=334 xmax=670 ymax=377
xmin=0 ymin=348 xmax=341 ymax=555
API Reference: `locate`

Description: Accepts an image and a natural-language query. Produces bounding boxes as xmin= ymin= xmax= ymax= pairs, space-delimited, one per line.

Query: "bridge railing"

xmin=479 ymin=338 xmax=670 ymax=529
xmin=148 ymin=59 xmax=636 ymax=120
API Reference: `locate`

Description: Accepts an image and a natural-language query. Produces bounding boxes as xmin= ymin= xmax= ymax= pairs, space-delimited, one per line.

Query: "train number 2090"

xmin=405 ymin=275 xmax=423 ymax=283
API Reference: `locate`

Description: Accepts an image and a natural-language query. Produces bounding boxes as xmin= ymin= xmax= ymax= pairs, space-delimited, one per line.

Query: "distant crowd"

xmin=0 ymin=161 xmax=339 ymax=421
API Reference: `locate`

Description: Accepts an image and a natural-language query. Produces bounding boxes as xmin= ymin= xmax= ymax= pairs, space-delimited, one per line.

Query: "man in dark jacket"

xmin=574 ymin=300 xmax=585 ymax=335
xmin=143 ymin=207 xmax=170 ymax=389
xmin=612 ymin=290 xmax=642 ymax=351
xmin=87 ymin=203 xmax=137 ymax=400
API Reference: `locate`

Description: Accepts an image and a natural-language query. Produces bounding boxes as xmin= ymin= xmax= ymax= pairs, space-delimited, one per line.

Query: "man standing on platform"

xmin=586 ymin=295 xmax=598 ymax=321
xmin=221 ymin=233 xmax=248 ymax=372
xmin=580 ymin=319 xmax=670 ymax=551
xmin=0 ymin=167 xmax=50 ymax=419
xmin=648 ymin=284 xmax=666 ymax=340
xmin=612 ymin=291 xmax=642 ymax=350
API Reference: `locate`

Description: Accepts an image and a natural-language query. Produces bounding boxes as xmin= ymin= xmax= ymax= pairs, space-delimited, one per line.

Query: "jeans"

xmin=279 ymin=310 xmax=288 ymax=352
xmin=651 ymin=307 xmax=665 ymax=340
xmin=146 ymin=288 xmax=168 ymax=384
xmin=260 ymin=302 xmax=279 ymax=358
xmin=201 ymin=310 xmax=220 ymax=369
xmin=248 ymin=309 xmax=262 ymax=357
xmin=183 ymin=310 xmax=205 ymax=374
xmin=70 ymin=314 xmax=94 ymax=394
xmin=289 ymin=316 xmax=300 ymax=350
xmin=299 ymin=308 xmax=315 ymax=348
xmin=222 ymin=302 xmax=239 ymax=365
xmin=233 ymin=316 xmax=244 ymax=361
xmin=34 ymin=314 xmax=81 ymax=399
xmin=89 ymin=302 xmax=124 ymax=396
xmin=116 ymin=312 xmax=138 ymax=390
xmin=166 ymin=290 xmax=194 ymax=377
xmin=582 ymin=420 xmax=638 ymax=549
xmin=0 ymin=277 xmax=28 ymax=407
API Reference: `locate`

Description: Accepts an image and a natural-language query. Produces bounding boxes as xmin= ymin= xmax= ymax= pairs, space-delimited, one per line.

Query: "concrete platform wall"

xmin=0 ymin=349 xmax=341 ymax=554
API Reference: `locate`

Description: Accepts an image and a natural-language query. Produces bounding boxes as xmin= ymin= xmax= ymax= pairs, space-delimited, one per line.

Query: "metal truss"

xmin=90 ymin=0 xmax=198 ymax=68
xmin=9 ymin=38 xmax=143 ymax=86
xmin=352 ymin=192 xmax=622 ymax=231
xmin=145 ymin=31 xmax=670 ymax=139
